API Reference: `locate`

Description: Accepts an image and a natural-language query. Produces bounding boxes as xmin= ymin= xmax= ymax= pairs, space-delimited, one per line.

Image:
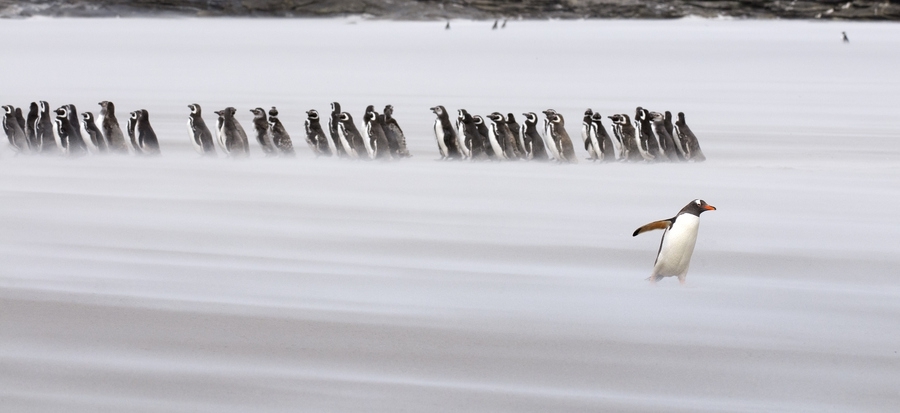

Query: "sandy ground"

xmin=0 ymin=18 xmax=899 ymax=412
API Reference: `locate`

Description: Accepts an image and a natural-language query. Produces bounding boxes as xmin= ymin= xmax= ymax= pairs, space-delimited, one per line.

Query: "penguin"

xmin=458 ymin=109 xmax=487 ymax=160
xmin=64 ymin=105 xmax=86 ymax=152
xmin=650 ymin=111 xmax=684 ymax=162
xmin=635 ymin=107 xmax=661 ymax=161
xmin=581 ymin=109 xmax=601 ymax=161
xmin=487 ymin=112 xmax=519 ymax=160
xmin=97 ymin=101 xmax=130 ymax=154
xmin=506 ymin=113 xmax=525 ymax=156
xmin=492 ymin=20 xmax=498 ymax=30
xmin=135 ymin=109 xmax=160 ymax=156
xmin=303 ymin=109 xmax=330 ymax=157
xmin=216 ymin=107 xmax=250 ymax=158
xmin=472 ymin=115 xmax=497 ymax=159
xmin=214 ymin=110 xmax=226 ymax=152
xmin=53 ymin=106 xmax=88 ymax=157
xmin=269 ymin=107 xmax=296 ymax=157
xmin=674 ymin=112 xmax=706 ymax=162
xmin=454 ymin=110 xmax=471 ymax=159
xmin=842 ymin=31 xmax=849 ymax=43
xmin=127 ymin=111 xmax=141 ymax=155
xmin=250 ymin=108 xmax=277 ymax=156
xmin=664 ymin=111 xmax=675 ymax=140
xmin=2 ymin=105 xmax=29 ymax=153
xmin=363 ymin=107 xmax=392 ymax=160
xmin=35 ymin=101 xmax=58 ymax=154
xmin=26 ymin=102 xmax=39 ymax=151
xmin=81 ymin=112 xmax=108 ymax=153
xmin=13 ymin=107 xmax=30 ymax=151
xmin=543 ymin=109 xmax=577 ymax=163
xmin=336 ymin=112 xmax=368 ymax=159
xmin=328 ymin=102 xmax=348 ymax=158
xmin=521 ymin=112 xmax=549 ymax=161
xmin=382 ymin=105 xmax=411 ymax=158
xmin=608 ymin=114 xmax=642 ymax=162
xmin=445 ymin=21 xmax=450 ymax=30
xmin=589 ymin=112 xmax=617 ymax=162
xmin=633 ymin=199 xmax=716 ymax=284
xmin=430 ymin=105 xmax=462 ymax=160
xmin=186 ymin=104 xmax=216 ymax=156
xmin=541 ymin=109 xmax=562 ymax=161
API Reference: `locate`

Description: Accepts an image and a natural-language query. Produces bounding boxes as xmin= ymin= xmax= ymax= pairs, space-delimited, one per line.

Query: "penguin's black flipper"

xmin=632 ymin=219 xmax=673 ymax=237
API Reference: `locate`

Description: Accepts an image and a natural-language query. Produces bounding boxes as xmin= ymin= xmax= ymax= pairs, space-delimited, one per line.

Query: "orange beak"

xmin=704 ymin=204 xmax=717 ymax=211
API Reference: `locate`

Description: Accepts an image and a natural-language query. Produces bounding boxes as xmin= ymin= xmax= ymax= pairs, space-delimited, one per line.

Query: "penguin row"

xmin=431 ymin=106 xmax=705 ymax=163
xmin=2 ymin=101 xmax=159 ymax=156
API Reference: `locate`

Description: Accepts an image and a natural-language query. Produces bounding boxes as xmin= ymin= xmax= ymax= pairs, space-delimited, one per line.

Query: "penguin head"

xmin=665 ymin=111 xmax=672 ymax=121
xmin=649 ymin=111 xmax=664 ymax=122
xmin=188 ymin=104 xmax=201 ymax=115
xmin=268 ymin=107 xmax=279 ymax=117
xmin=677 ymin=112 xmax=686 ymax=123
xmin=541 ymin=109 xmax=557 ymax=119
xmin=39 ymin=101 xmax=51 ymax=113
xmin=591 ymin=112 xmax=604 ymax=122
xmin=214 ymin=110 xmax=224 ymax=118
xmin=550 ymin=113 xmax=565 ymax=125
xmin=250 ymin=108 xmax=266 ymax=118
xmin=506 ymin=113 xmax=517 ymax=123
xmin=683 ymin=199 xmax=717 ymax=216
xmin=226 ymin=107 xmax=238 ymax=116
xmin=473 ymin=115 xmax=484 ymax=125
xmin=339 ymin=112 xmax=353 ymax=123
xmin=2 ymin=105 xmax=13 ymax=115
xmin=383 ymin=105 xmax=394 ymax=116
xmin=487 ymin=112 xmax=504 ymax=122
xmin=330 ymin=102 xmax=341 ymax=113
xmin=81 ymin=112 xmax=93 ymax=121
xmin=635 ymin=107 xmax=644 ymax=118
xmin=430 ymin=106 xmax=444 ymax=116
xmin=99 ymin=101 xmax=113 ymax=111
xmin=457 ymin=109 xmax=468 ymax=121
xmin=129 ymin=111 xmax=139 ymax=121
xmin=583 ymin=108 xmax=593 ymax=118
xmin=140 ymin=109 xmax=150 ymax=120
xmin=306 ymin=109 xmax=319 ymax=120
xmin=523 ymin=112 xmax=537 ymax=124
xmin=29 ymin=102 xmax=38 ymax=112
xmin=365 ymin=105 xmax=376 ymax=115
xmin=54 ymin=106 xmax=69 ymax=118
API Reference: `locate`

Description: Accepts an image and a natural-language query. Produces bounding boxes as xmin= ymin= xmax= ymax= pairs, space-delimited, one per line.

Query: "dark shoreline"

xmin=1 ymin=0 xmax=899 ymax=20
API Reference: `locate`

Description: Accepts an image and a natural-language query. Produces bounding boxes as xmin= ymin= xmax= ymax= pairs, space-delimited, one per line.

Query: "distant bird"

xmin=609 ymin=114 xmax=642 ymax=162
xmin=2 ymin=105 xmax=29 ymax=153
xmin=81 ymin=112 xmax=108 ymax=153
xmin=445 ymin=21 xmax=450 ymax=30
xmin=430 ymin=105 xmax=462 ymax=160
xmin=674 ymin=112 xmax=705 ymax=162
xmin=589 ymin=112 xmax=617 ymax=162
xmin=53 ymin=106 xmax=87 ymax=157
xmin=250 ymin=108 xmax=277 ymax=156
xmin=521 ymin=112 xmax=549 ymax=161
xmin=633 ymin=199 xmax=716 ymax=285
xmin=187 ymin=103 xmax=216 ymax=156
xmin=650 ymin=111 xmax=683 ymax=161
xmin=472 ymin=115 xmax=497 ymax=159
xmin=382 ymin=105 xmax=411 ymax=158
xmin=269 ymin=107 xmax=296 ymax=156
xmin=327 ymin=102 xmax=348 ymax=158
xmin=363 ymin=106 xmax=392 ymax=160
xmin=842 ymin=31 xmax=849 ymax=43
xmin=543 ymin=109 xmax=577 ymax=163
xmin=98 ymin=101 xmax=130 ymax=154
xmin=337 ymin=112 xmax=368 ymax=159
xmin=502 ymin=19 xmax=507 ymax=28
xmin=35 ymin=101 xmax=58 ymax=154
xmin=303 ymin=109 xmax=330 ymax=157
xmin=134 ymin=109 xmax=160 ymax=156
xmin=216 ymin=107 xmax=250 ymax=158
xmin=492 ymin=20 xmax=498 ymax=30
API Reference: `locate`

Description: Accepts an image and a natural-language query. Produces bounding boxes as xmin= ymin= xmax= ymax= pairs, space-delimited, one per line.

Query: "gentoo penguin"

xmin=589 ymin=112 xmax=616 ymax=162
xmin=336 ymin=112 xmax=368 ymax=159
xmin=635 ymin=107 xmax=661 ymax=161
xmin=521 ymin=112 xmax=549 ymax=161
xmin=127 ymin=110 xmax=141 ymax=155
xmin=53 ymin=106 xmax=88 ymax=157
xmin=382 ymin=105 xmax=411 ymax=158
xmin=97 ymin=101 xmax=130 ymax=154
xmin=303 ymin=109 xmax=331 ymax=157
xmin=609 ymin=114 xmax=642 ymax=162
xmin=328 ymin=102 xmax=348 ymax=158
xmin=633 ymin=199 xmax=716 ymax=284
xmin=430 ymin=105 xmax=462 ymax=160
xmin=269 ymin=107 xmax=296 ymax=156
xmin=135 ymin=109 xmax=160 ymax=156
xmin=186 ymin=104 xmax=216 ymax=156
xmin=650 ymin=111 xmax=684 ymax=162
xmin=26 ymin=102 xmax=39 ymax=150
xmin=81 ymin=112 xmax=108 ymax=153
xmin=362 ymin=107 xmax=392 ymax=160
xmin=250 ymin=108 xmax=277 ymax=156
xmin=472 ymin=115 xmax=497 ymax=159
xmin=674 ymin=112 xmax=706 ymax=162
xmin=2 ymin=105 xmax=29 ymax=153
xmin=216 ymin=107 xmax=250 ymax=158
xmin=458 ymin=109 xmax=487 ymax=160
xmin=581 ymin=109 xmax=601 ymax=161
xmin=487 ymin=112 xmax=519 ymax=160
xmin=506 ymin=113 xmax=525 ymax=156
xmin=35 ymin=101 xmax=58 ymax=154
xmin=543 ymin=110 xmax=577 ymax=163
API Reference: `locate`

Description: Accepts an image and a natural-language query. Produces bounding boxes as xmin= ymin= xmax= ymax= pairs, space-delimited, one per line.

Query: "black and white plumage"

xmin=135 ymin=109 xmax=160 ymax=156
xmin=609 ymin=114 xmax=642 ymax=162
xmin=382 ymin=105 xmax=410 ymax=158
xmin=674 ymin=112 xmax=706 ymax=162
xmin=328 ymin=102 xmax=348 ymax=158
xmin=35 ymin=101 xmax=58 ymax=154
xmin=81 ymin=112 xmax=107 ymax=153
xmin=543 ymin=110 xmax=577 ymax=163
xmin=541 ymin=109 xmax=561 ymax=161
xmin=487 ymin=112 xmax=519 ymax=160
xmin=635 ymin=107 xmax=661 ymax=162
xmin=363 ymin=106 xmax=392 ymax=160
xmin=269 ymin=107 xmax=296 ymax=156
xmin=458 ymin=109 xmax=487 ymax=160
xmin=13 ymin=107 xmax=31 ymax=151
xmin=633 ymin=199 xmax=716 ymax=284
xmin=3 ymin=105 xmax=29 ymax=153
xmin=98 ymin=101 xmax=130 ymax=154
xmin=581 ymin=109 xmax=601 ymax=160
xmin=250 ymin=108 xmax=277 ymax=156
xmin=336 ymin=112 xmax=368 ymax=159
xmin=64 ymin=105 xmax=86 ymax=153
xmin=26 ymin=102 xmax=39 ymax=151
xmin=187 ymin=104 xmax=216 ymax=156
xmin=430 ymin=105 xmax=462 ymax=160
xmin=53 ymin=106 xmax=88 ymax=157
xmin=303 ymin=109 xmax=331 ymax=157
xmin=506 ymin=113 xmax=525 ymax=157
xmin=455 ymin=110 xmax=471 ymax=159
xmin=215 ymin=107 xmax=249 ymax=158
xmin=664 ymin=111 xmax=675 ymax=141
xmin=127 ymin=111 xmax=140 ymax=154
xmin=650 ymin=111 xmax=684 ymax=162
xmin=521 ymin=112 xmax=549 ymax=161
xmin=472 ymin=115 xmax=497 ymax=159
xmin=589 ymin=112 xmax=617 ymax=162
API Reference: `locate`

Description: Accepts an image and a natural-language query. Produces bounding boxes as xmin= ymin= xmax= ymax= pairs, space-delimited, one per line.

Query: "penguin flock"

xmin=432 ymin=106 xmax=706 ymax=163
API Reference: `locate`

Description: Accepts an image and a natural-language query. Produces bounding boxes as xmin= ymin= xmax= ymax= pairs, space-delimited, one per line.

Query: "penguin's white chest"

xmin=653 ymin=214 xmax=700 ymax=278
